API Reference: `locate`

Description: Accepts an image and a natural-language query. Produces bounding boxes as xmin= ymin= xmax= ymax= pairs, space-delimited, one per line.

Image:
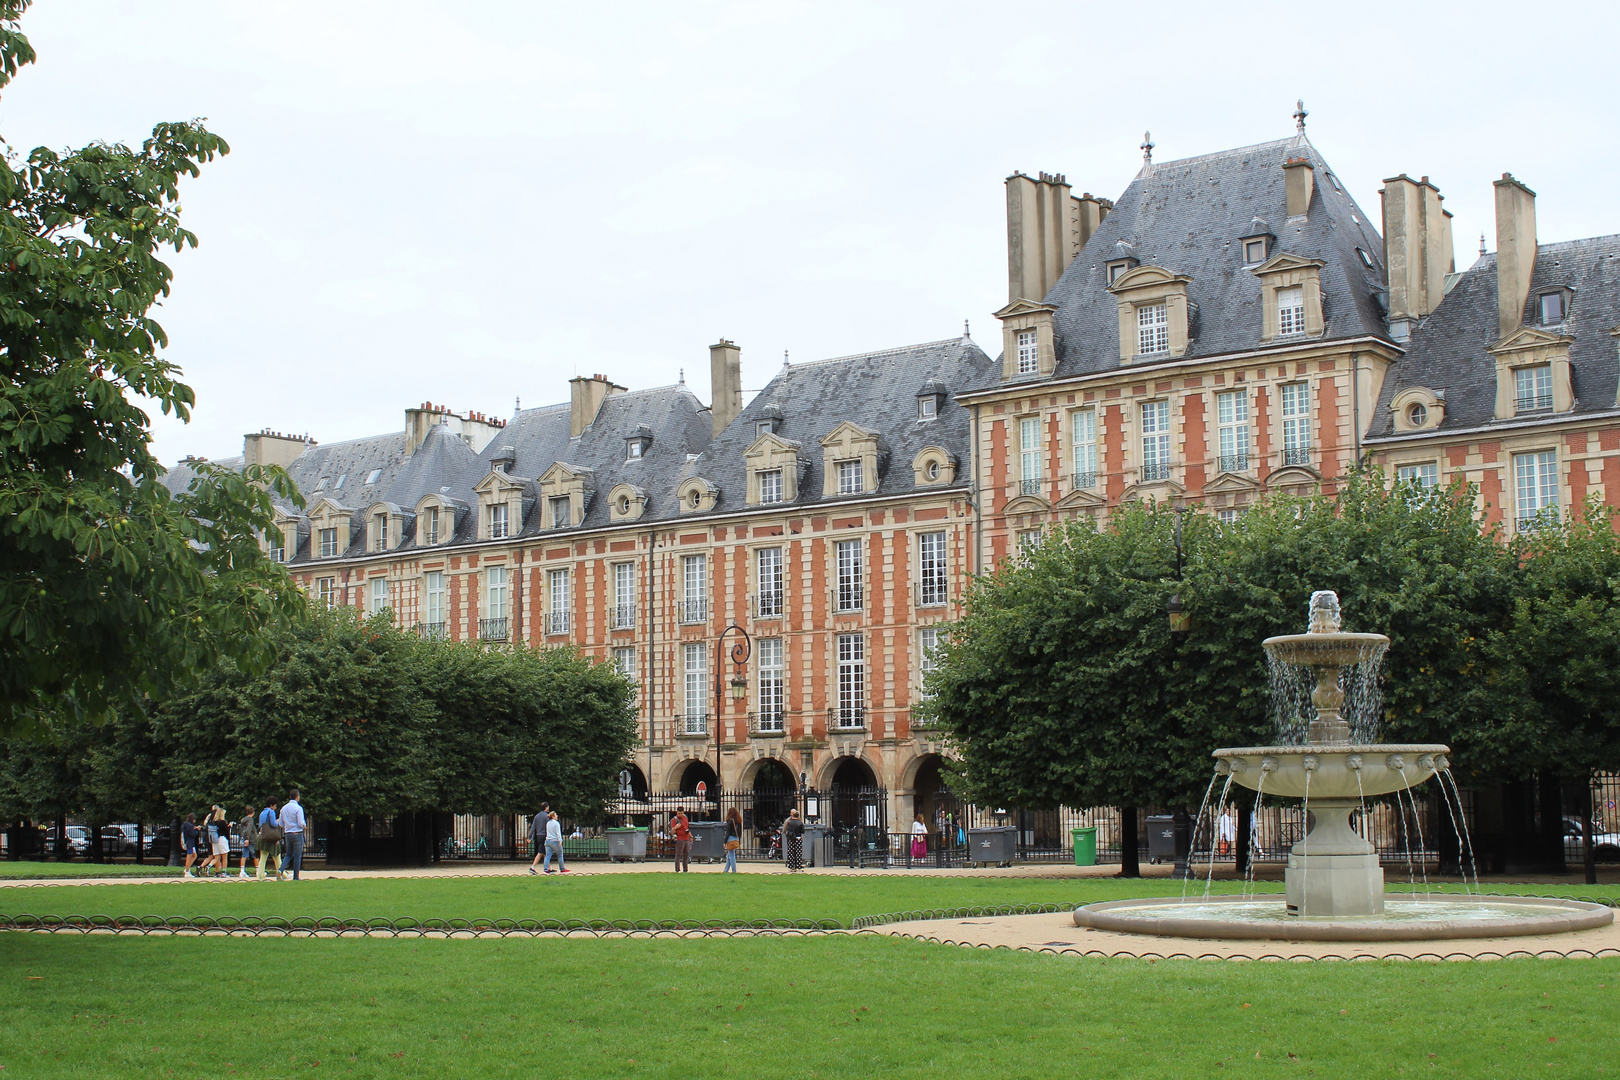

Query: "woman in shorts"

xmin=206 ymin=806 xmax=232 ymax=875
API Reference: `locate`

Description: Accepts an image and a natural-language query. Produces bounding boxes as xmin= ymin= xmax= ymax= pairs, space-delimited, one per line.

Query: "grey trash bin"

xmin=688 ymin=821 xmax=727 ymax=862
xmin=802 ymin=824 xmax=833 ymax=867
xmin=1146 ymin=815 xmax=1176 ymax=864
xmin=606 ymin=827 xmax=647 ymax=863
xmin=966 ymin=825 xmax=1018 ymax=866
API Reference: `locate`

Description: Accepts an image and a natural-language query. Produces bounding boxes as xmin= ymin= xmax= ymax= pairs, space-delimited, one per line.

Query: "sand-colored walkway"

xmin=876 ymin=908 xmax=1620 ymax=960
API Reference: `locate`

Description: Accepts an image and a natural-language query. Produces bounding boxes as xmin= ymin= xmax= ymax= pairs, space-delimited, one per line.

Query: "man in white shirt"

xmin=281 ymin=789 xmax=308 ymax=881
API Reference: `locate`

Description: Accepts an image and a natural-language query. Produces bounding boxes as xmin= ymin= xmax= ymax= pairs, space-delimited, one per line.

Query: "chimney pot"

xmin=709 ymin=340 xmax=743 ymax=437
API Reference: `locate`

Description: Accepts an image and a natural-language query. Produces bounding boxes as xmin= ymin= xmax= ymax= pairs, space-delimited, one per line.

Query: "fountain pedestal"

xmin=1284 ymin=799 xmax=1382 ymax=917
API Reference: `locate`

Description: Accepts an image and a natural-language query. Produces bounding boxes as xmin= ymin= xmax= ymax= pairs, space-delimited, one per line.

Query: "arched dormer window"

xmin=1108 ymin=264 xmax=1193 ymax=362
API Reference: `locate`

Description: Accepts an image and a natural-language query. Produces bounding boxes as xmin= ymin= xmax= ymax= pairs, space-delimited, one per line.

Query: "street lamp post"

xmin=1167 ymin=506 xmax=1194 ymax=879
xmin=714 ymin=624 xmax=752 ymax=794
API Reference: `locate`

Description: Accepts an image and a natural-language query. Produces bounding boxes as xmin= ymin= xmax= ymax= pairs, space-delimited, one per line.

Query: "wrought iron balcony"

xmin=1071 ymin=470 xmax=1097 ymax=490
xmin=752 ymin=592 xmax=783 ymax=619
xmin=1282 ymin=446 xmax=1312 ymax=467
xmin=1516 ymin=392 xmax=1554 ymax=412
xmin=916 ymin=580 xmax=948 ymax=608
xmin=1218 ymin=454 xmax=1250 ymax=474
xmin=545 ymin=611 xmax=571 ymax=635
xmin=415 ymin=621 xmax=447 ymax=641
xmin=749 ymin=710 xmax=787 ymax=737
xmin=678 ymin=598 xmax=708 ymax=625
xmin=1141 ymin=463 xmax=1171 ymax=482
xmin=611 ymin=603 xmax=636 ymax=630
xmin=677 ymin=712 xmax=710 ymax=738
xmin=1019 ymin=478 xmax=1041 ymax=496
xmin=478 ymin=618 xmax=508 ymax=642
xmin=827 ymin=706 xmax=867 ymax=731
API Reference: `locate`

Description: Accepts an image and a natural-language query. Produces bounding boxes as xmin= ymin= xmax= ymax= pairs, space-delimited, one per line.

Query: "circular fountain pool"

xmin=1073 ymin=895 xmax=1615 ymax=942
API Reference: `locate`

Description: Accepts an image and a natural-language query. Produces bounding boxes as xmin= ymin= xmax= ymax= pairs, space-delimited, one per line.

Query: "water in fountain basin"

xmin=1265 ymin=642 xmax=1388 ymax=744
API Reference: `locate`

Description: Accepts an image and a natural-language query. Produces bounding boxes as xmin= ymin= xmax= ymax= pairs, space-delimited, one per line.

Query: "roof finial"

xmin=1140 ymin=130 xmax=1154 ymax=167
xmin=514 ymin=395 xmax=521 ymax=414
xmin=1479 ymin=233 xmax=1487 ymax=257
xmin=678 ymin=367 xmax=685 ymax=384
xmin=963 ymin=319 xmax=971 ymax=338
xmin=1293 ymin=98 xmax=1308 ymax=134
xmin=783 ymin=349 xmax=790 ymax=366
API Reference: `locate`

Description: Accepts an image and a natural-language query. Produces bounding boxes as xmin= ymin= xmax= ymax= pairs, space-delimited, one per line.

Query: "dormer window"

xmin=374 ymin=514 xmax=388 ymax=552
xmin=628 ymin=441 xmax=642 ymax=458
xmin=753 ymin=404 xmax=784 ymax=438
xmin=688 ymin=490 xmax=702 ymax=509
xmin=1356 ymin=247 xmax=1374 ymax=269
xmin=320 ymin=527 xmax=339 ymax=558
xmin=1137 ymin=303 xmax=1169 ymax=354
xmin=423 ymin=507 xmax=441 ymax=545
xmin=1407 ymin=402 xmax=1428 ymax=427
xmin=918 ymin=396 xmax=936 ymax=420
xmin=549 ymin=496 xmax=571 ymax=528
xmin=1107 ymin=261 xmax=1131 ymax=284
xmin=625 ymin=426 xmax=653 ymax=460
xmin=759 ymin=469 xmax=783 ymax=504
xmin=489 ymin=503 xmax=509 ymax=538
xmin=1539 ymin=292 xmax=1566 ymax=325
xmin=1515 ymin=365 xmax=1553 ymax=412
xmin=837 ymin=459 xmax=863 ymax=495
xmin=756 ymin=421 xmax=773 ymax=437
xmin=1243 ymin=239 xmax=1267 ymax=265
xmin=1016 ymin=330 xmax=1038 ymax=374
xmin=1277 ymin=287 xmax=1305 ymax=337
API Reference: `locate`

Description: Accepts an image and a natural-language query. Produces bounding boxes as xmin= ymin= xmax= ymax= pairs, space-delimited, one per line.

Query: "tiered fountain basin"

xmin=1072 ymin=895 xmax=1615 ymax=942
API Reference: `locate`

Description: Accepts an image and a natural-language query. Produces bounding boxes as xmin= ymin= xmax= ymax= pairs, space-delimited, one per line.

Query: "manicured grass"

xmin=2 ymin=933 xmax=1616 ymax=1079
xmin=0 ymin=874 xmax=1285 ymax=927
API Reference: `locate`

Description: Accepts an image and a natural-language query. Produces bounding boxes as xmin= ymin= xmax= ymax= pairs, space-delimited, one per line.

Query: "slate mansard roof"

xmin=162 ymin=335 xmax=992 ymax=565
xmin=984 ymin=136 xmax=1392 ymax=389
xmin=1369 ymin=235 xmax=1620 ymax=437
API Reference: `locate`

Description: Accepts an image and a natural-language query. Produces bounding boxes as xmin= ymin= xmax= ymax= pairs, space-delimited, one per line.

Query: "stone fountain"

xmin=1211 ymin=590 xmax=1446 ymax=918
xmin=1073 ymin=591 xmax=1614 ymax=942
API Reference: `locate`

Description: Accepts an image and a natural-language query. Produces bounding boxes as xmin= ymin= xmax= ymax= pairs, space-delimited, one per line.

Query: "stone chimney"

xmin=404 ymin=402 xmax=451 ymax=457
xmin=1379 ymin=174 xmax=1455 ymax=341
xmin=709 ymin=339 xmax=743 ymax=437
xmin=242 ymin=428 xmax=313 ymax=469
xmin=1006 ymin=171 xmax=1085 ymax=303
xmin=1283 ymin=157 xmax=1315 ymax=219
xmin=1494 ymin=173 xmax=1538 ymax=338
xmin=569 ymin=374 xmax=626 ymax=439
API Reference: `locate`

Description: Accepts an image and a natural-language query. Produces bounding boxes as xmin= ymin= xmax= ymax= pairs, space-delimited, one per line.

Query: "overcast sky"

xmin=8 ymin=1 xmax=1617 ymax=466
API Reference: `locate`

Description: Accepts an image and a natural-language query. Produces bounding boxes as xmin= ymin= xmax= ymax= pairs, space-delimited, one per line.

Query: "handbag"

xmin=259 ymin=817 xmax=284 ymax=844
xmin=910 ymin=837 xmax=927 ymax=859
xmin=724 ymin=838 xmax=741 ymax=851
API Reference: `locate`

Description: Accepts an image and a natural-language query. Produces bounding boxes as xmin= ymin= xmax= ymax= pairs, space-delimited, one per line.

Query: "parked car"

xmin=1563 ymin=817 xmax=1620 ymax=863
xmin=45 ymin=825 xmax=91 ymax=857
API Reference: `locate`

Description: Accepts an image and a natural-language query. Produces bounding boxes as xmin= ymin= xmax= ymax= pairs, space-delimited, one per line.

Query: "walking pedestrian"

xmin=238 ymin=805 xmax=259 ymax=879
xmin=256 ymin=799 xmax=284 ymax=880
xmin=527 ymin=803 xmax=551 ymax=875
xmin=722 ymin=807 xmax=743 ymax=873
xmin=543 ymin=811 xmax=568 ymax=874
xmin=783 ymin=808 xmax=805 ymax=873
xmin=671 ymin=810 xmax=692 ymax=872
xmin=1217 ymin=808 xmax=1235 ymax=857
xmin=281 ymin=789 xmax=308 ymax=881
xmin=910 ymin=814 xmax=929 ymax=861
xmin=206 ymin=806 xmax=232 ymax=875
xmin=180 ymin=814 xmax=201 ymax=877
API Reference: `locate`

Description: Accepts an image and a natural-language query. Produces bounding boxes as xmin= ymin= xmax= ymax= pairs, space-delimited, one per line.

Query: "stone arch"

xmin=817 ymin=753 xmax=879 ymax=793
xmin=737 ymin=754 xmax=796 ymax=791
xmin=618 ymin=763 xmax=649 ymax=800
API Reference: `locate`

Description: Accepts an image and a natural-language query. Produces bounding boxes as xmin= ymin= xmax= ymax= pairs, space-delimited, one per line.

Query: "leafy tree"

xmin=0 ymin=0 xmax=302 ymax=733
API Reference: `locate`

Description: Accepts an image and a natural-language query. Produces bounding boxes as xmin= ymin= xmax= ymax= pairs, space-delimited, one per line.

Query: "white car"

xmin=1563 ymin=817 xmax=1620 ymax=863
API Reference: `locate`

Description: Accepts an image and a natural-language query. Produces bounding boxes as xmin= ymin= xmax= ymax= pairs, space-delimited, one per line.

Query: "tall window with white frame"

xmin=1216 ymin=390 xmax=1249 ymax=473
xmin=836 ymin=633 xmax=864 ymax=728
xmin=612 ymin=646 xmax=637 ymax=707
xmin=423 ymin=507 xmax=440 ymax=545
xmin=835 ymin=539 xmax=863 ymax=612
xmin=756 ymin=547 xmax=783 ymax=617
xmin=1140 ymin=400 xmax=1171 ymax=481
xmin=489 ymin=502 xmax=509 ymax=539
xmin=369 ymin=577 xmax=389 ymax=615
xmin=320 ymin=527 xmax=339 ymax=558
xmin=548 ymin=568 xmax=569 ymax=635
xmin=683 ymin=643 xmax=707 ymax=734
xmin=268 ymin=530 xmax=285 ymax=563
xmin=612 ymin=562 xmax=635 ymax=629
xmin=549 ymin=496 xmax=570 ymax=528
xmin=1396 ymin=462 xmax=1440 ymax=492
xmin=1277 ymin=286 xmax=1305 ymax=337
xmin=756 ymin=637 xmax=783 ymax=733
xmin=681 ymin=554 xmax=707 ymax=624
xmin=423 ymin=571 xmax=446 ymax=638
xmin=1018 ymin=417 xmax=1042 ymax=496
xmin=1137 ymin=303 xmax=1168 ymax=355
xmin=758 ymin=468 xmax=783 ymax=504
xmin=917 ymin=531 xmax=948 ymax=607
xmin=1514 ymin=450 xmax=1558 ymax=530
xmin=1071 ymin=408 xmax=1097 ymax=489
xmin=484 ymin=566 xmax=508 ymax=640
xmin=317 ymin=577 xmax=336 ymax=610
xmin=1280 ymin=382 xmax=1311 ymax=466
xmin=836 ymin=458 xmax=863 ymax=495
xmin=1515 ymin=365 xmax=1553 ymax=412
xmin=917 ymin=626 xmax=942 ymax=703
xmin=374 ymin=514 xmax=388 ymax=552
xmin=1016 ymin=329 xmax=1039 ymax=374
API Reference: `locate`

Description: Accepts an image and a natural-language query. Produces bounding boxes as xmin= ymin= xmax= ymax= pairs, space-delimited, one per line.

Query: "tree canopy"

xmin=0 ymin=0 xmax=302 ymax=733
xmin=924 ymin=474 xmax=1615 ymax=813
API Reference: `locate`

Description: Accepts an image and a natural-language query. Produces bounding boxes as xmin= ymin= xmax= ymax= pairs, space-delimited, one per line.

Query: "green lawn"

xmin=0 ymin=863 xmax=180 ymax=879
xmin=0 ymin=874 xmax=1287 ymax=927
xmin=1 ymin=933 xmax=1615 ymax=1079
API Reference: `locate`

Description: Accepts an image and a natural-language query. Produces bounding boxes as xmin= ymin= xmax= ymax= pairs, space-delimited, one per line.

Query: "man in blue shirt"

xmin=281 ymin=790 xmax=308 ymax=881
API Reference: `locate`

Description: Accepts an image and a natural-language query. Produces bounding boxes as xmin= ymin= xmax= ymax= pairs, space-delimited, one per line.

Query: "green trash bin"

xmin=1071 ymin=826 xmax=1098 ymax=867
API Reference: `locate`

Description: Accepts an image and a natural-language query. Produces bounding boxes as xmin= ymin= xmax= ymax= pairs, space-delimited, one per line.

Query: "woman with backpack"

xmin=237 ymin=805 xmax=259 ymax=880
